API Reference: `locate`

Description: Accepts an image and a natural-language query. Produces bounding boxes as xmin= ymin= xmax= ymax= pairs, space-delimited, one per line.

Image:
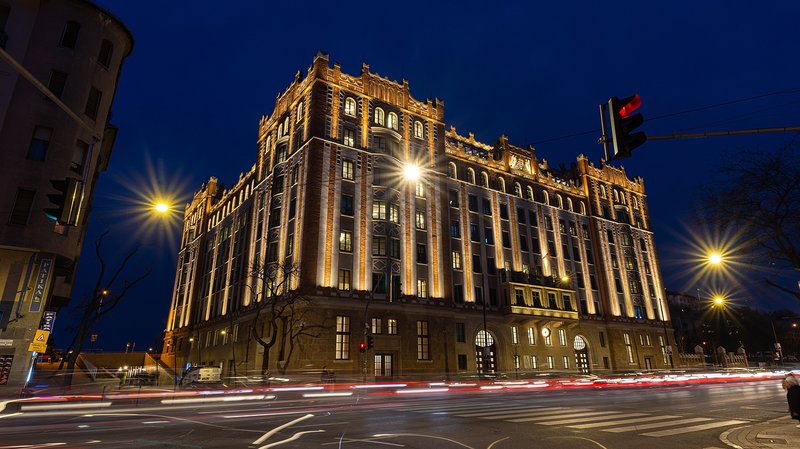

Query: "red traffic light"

xmin=619 ymin=94 xmax=642 ymax=118
xmin=359 ymin=342 xmax=366 ymax=352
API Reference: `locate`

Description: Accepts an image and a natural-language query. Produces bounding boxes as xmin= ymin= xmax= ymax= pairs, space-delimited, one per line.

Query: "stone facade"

xmin=163 ymin=52 xmax=674 ymax=379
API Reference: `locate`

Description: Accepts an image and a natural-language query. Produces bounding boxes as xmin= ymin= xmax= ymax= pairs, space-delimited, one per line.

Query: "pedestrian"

xmin=782 ymin=374 xmax=800 ymax=427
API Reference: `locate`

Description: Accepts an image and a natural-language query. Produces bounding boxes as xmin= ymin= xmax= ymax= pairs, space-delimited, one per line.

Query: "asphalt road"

xmin=0 ymin=380 xmax=791 ymax=449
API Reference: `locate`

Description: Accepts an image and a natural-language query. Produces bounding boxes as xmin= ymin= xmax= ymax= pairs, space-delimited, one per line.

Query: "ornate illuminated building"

xmin=163 ymin=52 xmax=673 ymax=378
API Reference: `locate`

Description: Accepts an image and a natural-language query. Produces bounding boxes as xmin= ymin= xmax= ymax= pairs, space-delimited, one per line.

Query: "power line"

xmin=532 ymin=88 xmax=800 ymax=145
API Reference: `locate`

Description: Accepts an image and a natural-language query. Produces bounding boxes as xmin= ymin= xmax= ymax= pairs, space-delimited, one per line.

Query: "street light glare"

xmin=713 ymin=296 xmax=725 ymax=305
xmin=403 ymin=163 xmax=421 ymax=182
xmin=708 ymin=252 xmax=723 ymax=265
xmin=154 ymin=202 xmax=170 ymax=213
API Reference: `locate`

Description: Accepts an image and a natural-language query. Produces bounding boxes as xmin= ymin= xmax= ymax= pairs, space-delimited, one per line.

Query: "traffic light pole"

xmin=598 ymin=103 xmax=611 ymax=161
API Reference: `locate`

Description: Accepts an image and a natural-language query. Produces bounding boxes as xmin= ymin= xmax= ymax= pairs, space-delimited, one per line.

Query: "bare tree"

xmin=700 ymin=143 xmax=800 ymax=300
xmin=60 ymin=230 xmax=150 ymax=385
xmin=246 ymin=260 xmax=326 ymax=376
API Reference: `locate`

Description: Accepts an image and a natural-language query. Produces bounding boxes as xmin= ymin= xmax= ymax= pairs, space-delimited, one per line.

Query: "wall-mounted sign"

xmin=41 ymin=311 xmax=57 ymax=332
xmin=0 ymin=339 xmax=13 ymax=347
xmin=29 ymin=259 xmax=53 ymax=313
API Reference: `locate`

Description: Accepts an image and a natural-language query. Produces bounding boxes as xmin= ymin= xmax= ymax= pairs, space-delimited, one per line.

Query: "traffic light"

xmin=608 ymin=94 xmax=647 ymax=160
xmin=43 ymin=178 xmax=83 ymax=225
xmin=358 ymin=342 xmax=366 ymax=353
xmin=367 ymin=335 xmax=374 ymax=350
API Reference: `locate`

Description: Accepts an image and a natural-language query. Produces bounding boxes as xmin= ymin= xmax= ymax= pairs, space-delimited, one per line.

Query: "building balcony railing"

xmin=502 ymin=304 xmax=579 ymax=320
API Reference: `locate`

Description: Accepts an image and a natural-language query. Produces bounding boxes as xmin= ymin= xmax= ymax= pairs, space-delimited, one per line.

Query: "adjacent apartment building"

xmin=162 ymin=52 xmax=673 ymax=379
xmin=0 ymin=0 xmax=132 ymax=387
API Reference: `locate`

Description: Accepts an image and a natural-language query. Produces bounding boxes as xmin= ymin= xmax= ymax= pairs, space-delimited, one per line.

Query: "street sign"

xmin=28 ymin=342 xmax=47 ymax=352
xmin=41 ymin=311 xmax=57 ymax=332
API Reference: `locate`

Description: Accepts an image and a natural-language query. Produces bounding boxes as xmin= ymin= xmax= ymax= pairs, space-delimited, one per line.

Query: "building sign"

xmin=29 ymin=259 xmax=53 ymax=313
xmin=0 ymin=355 xmax=13 ymax=385
xmin=0 ymin=339 xmax=13 ymax=347
xmin=41 ymin=311 xmax=57 ymax=332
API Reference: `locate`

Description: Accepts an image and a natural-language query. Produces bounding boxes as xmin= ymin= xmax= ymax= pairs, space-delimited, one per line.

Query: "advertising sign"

xmin=41 ymin=311 xmax=57 ymax=332
xmin=29 ymin=259 xmax=53 ymax=313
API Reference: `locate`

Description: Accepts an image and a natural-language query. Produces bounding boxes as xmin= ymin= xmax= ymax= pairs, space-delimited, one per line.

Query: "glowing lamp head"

xmin=708 ymin=253 xmax=723 ymax=265
xmin=560 ymin=275 xmax=570 ymax=283
xmin=154 ymin=202 xmax=170 ymax=213
xmin=713 ymin=296 xmax=725 ymax=306
xmin=403 ymin=163 xmax=421 ymax=182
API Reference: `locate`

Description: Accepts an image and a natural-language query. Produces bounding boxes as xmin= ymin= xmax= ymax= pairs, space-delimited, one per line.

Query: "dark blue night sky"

xmin=61 ymin=1 xmax=800 ymax=351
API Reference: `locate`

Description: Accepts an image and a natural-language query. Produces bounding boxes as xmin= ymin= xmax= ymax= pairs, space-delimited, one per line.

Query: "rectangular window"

xmin=339 ymin=230 xmax=352 ymax=252
xmin=27 ymin=126 xmax=52 ymax=161
xmin=371 ymin=318 xmax=382 ymax=334
xmin=453 ymin=284 xmax=464 ymax=303
xmin=450 ymin=220 xmax=460 ymax=238
xmin=559 ymin=328 xmax=567 ymax=346
xmin=415 ymin=210 xmax=426 ymax=229
xmin=9 ymin=189 xmax=35 ymax=225
xmin=71 ymin=140 xmax=89 ymax=174
xmin=285 ymin=234 xmax=294 ymax=256
xmin=343 ymin=128 xmax=355 ymax=146
xmin=532 ymin=291 xmax=542 ymax=308
xmin=547 ymin=355 xmax=554 ymax=369
xmin=520 ymin=236 xmax=529 ymax=252
xmin=517 ymin=208 xmax=526 ymax=223
xmin=527 ymin=327 xmax=536 ymax=345
xmin=482 ymin=198 xmax=492 ymax=215
xmin=84 ymin=87 xmax=102 ymax=120
xmin=469 ymin=223 xmax=480 ymax=242
xmin=468 ymin=195 xmax=478 ymax=212
xmin=531 ymin=355 xmax=538 ymax=369
xmin=416 ymin=243 xmax=427 ymax=264
xmin=387 ymin=319 xmax=397 ymax=335
xmin=499 ymin=204 xmax=509 ymax=220
xmin=474 ymin=286 xmax=483 ymax=304
xmin=60 ymin=21 xmax=80 ymax=48
xmin=624 ymin=333 xmax=635 ymax=363
xmin=335 ymin=316 xmax=350 ymax=360
xmin=599 ymin=331 xmax=605 ymax=347
xmin=502 ymin=231 xmax=511 ymax=248
xmin=659 ymin=335 xmax=668 ymax=364
xmin=514 ymin=288 xmax=525 ymax=306
xmin=456 ymin=322 xmax=466 ymax=342
xmin=290 ymin=165 xmax=299 ymax=185
xmin=513 ymin=355 xmax=520 ymax=369
xmin=545 ymin=334 xmax=552 ymax=346
xmin=98 ymin=39 xmax=113 ymax=67
xmin=472 ymin=255 xmax=482 ymax=273
xmin=389 ymin=204 xmax=399 ymax=223
xmin=415 ymin=182 xmax=425 ymax=198
xmin=448 ymin=190 xmax=460 ymax=207
xmin=417 ymin=279 xmax=428 ymax=298
xmin=338 ymin=269 xmax=351 ymax=290
xmin=372 ymin=236 xmax=387 ymax=256
xmin=288 ymin=198 xmax=296 ymax=219
xmin=544 ymin=216 xmax=553 ymax=230
xmin=373 ymin=201 xmax=387 ymax=220
xmin=458 ymin=354 xmax=468 ymax=370
xmin=417 ymin=320 xmax=430 ymax=360
xmin=529 ymin=210 xmax=538 ymax=226
xmin=484 ymin=228 xmax=494 ymax=245
xmin=486 ymin=257 xmax=496 ymax=275
xmin=389 ymin=238 xmax=400 ymax=258
xmin=47 ymin=70 xmax=68 ymax=99
xmin=267 ymin=241 xmax=278 ymax=262
xmin=341 ymin=194 xmax=354 ymax=215
xmin=563 ymin=356 xmax=570 ymax=369
xmin=452 ymin=251 xmax=462 ymax=270
xmin=511 ymin=326 xmax=519 ymax=344
xmin=562 ymin=295 xmax=573 ymax=311
xmin=342 ymin=159 xmax=354 ymax=180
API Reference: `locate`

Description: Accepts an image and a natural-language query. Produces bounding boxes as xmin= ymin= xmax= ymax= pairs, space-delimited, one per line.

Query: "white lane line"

xmin=569 ymin=415 xmax=681 ymax=429
xmin=302 ymin=392 xmax=353 ymax=398
xmin=458 ymin=407 xmax=578 ymax=419
xmin=538 ymin=412 xmax=647 ymax=426
xmin=509 ymin=410 xmax=613 ymax=423
xmin=161 ymin=394 xmax=272 ymax=405
xmin=21 ymin=402 xmax=112 ymax=411
xmin=604 ymin=417 xmax=712 ymax=433
xmin=0 ymin=412 xmax=23 ymax=419
xmin=641 ymin=420 xmax=749 ymax=437
xmin=257 ymin=430 xmax=325 ymax=449
xmin=253 ymin=413 xmax=315 ymax=445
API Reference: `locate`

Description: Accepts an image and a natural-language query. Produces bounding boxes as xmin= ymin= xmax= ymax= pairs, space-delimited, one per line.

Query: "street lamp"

xmin=707 ymin=252 xmax=723 ymax=266
xmin=154 ymin=202 xmax=170 ymax=214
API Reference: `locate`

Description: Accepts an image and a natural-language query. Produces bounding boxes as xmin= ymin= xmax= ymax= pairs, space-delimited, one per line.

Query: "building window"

xmin=563 ymin=356 xmax=570 ymax=369
xmin=98 ymin=39 xmax=113 ymax=68
xmin=453 ymin=284 xmax=464 ymax=303
xmin=472 ymin=255 xmax=482 ymax=273
xmin=343 ymin=128 xmax=355 ymax=146
xmin=344 ymin=97 xmax=357 ymax=116
xmin=531 ymin=355 xmax=538 ymax=369
xmin=467 ymin=168 xmax=476 ymax=184
xmin=9 ymin=189 xmax=35 ymax=225
xmin=373 ymin=201 xmax=387 ymax=220
xmin=389 ymin=203 xmax=399 ymax=223
xmin=450 ymin=220 xmax=460 ymax=238
xmin=623 ymin=333 xmax=635 ymax=363
xmin=387 ymin=319 xmax=397 ymax=335
xmin=341 ymin=194 xmax=354 ymax=215
xmin=417 ymin=278 xmax=427 ymax=298
xmin=468 ymin=195 xmax=478 ymax=212
xmin=448 ymin=162 xmax=457 ymax=179
xmin=84 ymin=87 xmax=102 ymax=120
xmin=546 ymin=355 xmax=554 ymax=369
xmin=417 ymin=320 xmax=430 ymax=360
xmin=511 ymin=326 xmax=519 ymax=344
xmin=372 ymin=236 xmax=386 ymax=256
xmin=599 ymin=331 xmax=606 ymax=347
xmin=513 ymin=355 xmax=521 ymax=369
xmin=458 ymin=354 xmax=468 ymax=370
xmin=389 ymin=238 xmax=400 ymax=258
xmin=659 ymin=335 xmax=668 ymax=364
xmin=502 ymin=231 xmax=511 ymax=248
xmin=342 ymin=159 xmax=354 ymax=180
xmin=469 ymin=223 xmax=479 ymax=242
xmin=415 ymin=182 xmax=425 ymax=198
xmin=415 ymin=210 xmax=426 ymax=229
xmin=448 ymin=189 xmax=460 ymax=207
xmin=338 ymin=269 xmax=351 ymax=290
xmin=339 ymin=230 xmax=352 ymax=252
xmin=296 ymin=101 xmax=304 ymax=123
xmin=416 ymin=243 xmax=427 ymax=264
xmin=374 ymin=107 xmax=384 ymax=125
xmin=27 ymin=126 xmax=52 ymax=161
xmin=527 ymin=327 xmax=536 ymax=345
xmin=60 ymin=21 xmax=80 ymax=48
xmin=47 ymin=70 xmax=68 ymax=99
xmin=484 ymin=228 xmax=494 ymax=245
xmin=387 ymin=112 xmax=398 ymax=130
xmin=414 ymin=120 xmax=423 ymax=138
xmin=456 ymin=323 xmax=466 ymax=343
xmin=371 ymin=318 xmax=382 ymax=334
xmin=514 ymin=289 xmax=525 ymax=306
xmin=558 ymin=328 xmax=567 ymax=346
xmin=481 ymin=198 xmax=492 ymax=215
xmin=335 ymin=316 xmax=350 ymax=360
xmin=452 ymin=251 xmax=462 ymax=270
xmin=69 ymin=139 xmax=89 ymax=172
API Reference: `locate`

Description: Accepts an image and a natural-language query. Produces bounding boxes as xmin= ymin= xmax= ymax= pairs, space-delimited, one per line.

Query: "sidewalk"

xmin=723 ymin=416 xmax=800 ymax=448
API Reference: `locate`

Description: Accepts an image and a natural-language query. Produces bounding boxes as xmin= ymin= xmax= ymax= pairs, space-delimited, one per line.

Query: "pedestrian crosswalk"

xmin=402 ymin=402 xmax=749 ymax=438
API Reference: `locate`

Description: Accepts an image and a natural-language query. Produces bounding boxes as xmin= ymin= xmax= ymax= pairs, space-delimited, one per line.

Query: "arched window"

xmin=567 ymin=198 xmax=573 ymax=212
xmin=414 ymin=121 xmax=424 ymax=139
xmin=497 ymin=177 xmax=506 ymax=193
xmin=557 ymin=194 xmax=563 ymax=209
xmin=467 ymin=168 xmax=476 ymax=184
xmin=632 ymin=196 xmax=639 ymax=208
xmin=614 ymin=189 xmax=620 ymax=203
xmin=278 ymin=123 xmax=283 ymax=137
xmin=580 ymin=202 xmax=586 ymax=215
xmin=98 ymin=39 xmax=114 ymax=68
xmin=448 ymin=162 xmax=458 ymax=179
xmin=283 ymin=117 xmax=290 ymax=135
xmin=514 ymin=182 xmax=522 ymax=197
xmin=600 ymin=184 xmax=607 ymax=198
xmin=527 ymin=186 xmax=534 ymax=201
xmin=543 ymin=190 xmax=550 ymax=205
xmin=480 ymin=171 xmax=489 ymax=188
xmin=374 ymin=107 xmax=385 ymax=125
xmin=296 ymin=102 xmax=304 ymax=123
xmin=344 ymin=98 xmax=357 ymax=116
xmin=387 ymin=112 xmax=398 ymax=130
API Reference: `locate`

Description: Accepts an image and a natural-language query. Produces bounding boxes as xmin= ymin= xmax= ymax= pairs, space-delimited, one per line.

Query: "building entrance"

xmin=574 ymin=335 xmax=590 ymax=374
xmin=374 ymin=354 xmax=393 ymax=378
xmin=475 ymin=330 xmax=496 ymax=374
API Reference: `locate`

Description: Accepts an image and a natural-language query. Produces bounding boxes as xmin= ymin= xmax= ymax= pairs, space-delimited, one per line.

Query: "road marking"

xmin=459 ymin=406 xmax=577 ymax=419
xmin=21 ymin=402 xmax=112 ymax=411
xmin=253 ymin=413 xmax=315 ymax=445
xmin=0 ymin=412 xmax=22 ymax=419
xmin=321 ymin=437 xmax=404 ymax=447
xmin=487 ymin=437 xmax=509 ymax=449
xmin=604 ymin=417 xmax=712 ymax=433
xmin=538 ymin=412 xmax=647 ymax=426
xmin=641 ymin=420 xmax=748 ymax=437
xmin=568 ymin=415 xmax=681 ymax=429
xmin=509 ymin=410 xmax=612 ymax=423
xmin=373 ymin=433 xmax=474 ymax=449
xmin=257 ymin=430 xmax=325 ymax=449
